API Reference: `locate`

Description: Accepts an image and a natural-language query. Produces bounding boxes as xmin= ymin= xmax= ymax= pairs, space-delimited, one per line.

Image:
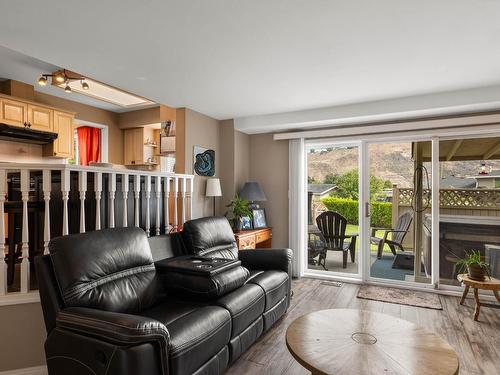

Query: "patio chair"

xmin=371 ymin=211 xmax=413 ymax=259
xmin=316 ymin=211 xmax=357 ymax=269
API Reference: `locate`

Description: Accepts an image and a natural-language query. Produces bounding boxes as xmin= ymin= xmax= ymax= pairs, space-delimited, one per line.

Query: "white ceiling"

xmin=1 ymin=0 xmax=500 ymax=127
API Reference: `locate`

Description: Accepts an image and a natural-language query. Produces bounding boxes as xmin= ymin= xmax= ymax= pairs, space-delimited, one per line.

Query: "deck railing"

xmin=0 ymin=163 xmax=194 ymax=296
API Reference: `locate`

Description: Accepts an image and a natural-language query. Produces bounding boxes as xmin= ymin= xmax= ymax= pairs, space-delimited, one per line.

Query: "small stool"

xmin=458 ymin=274 xmax=500 ymax=321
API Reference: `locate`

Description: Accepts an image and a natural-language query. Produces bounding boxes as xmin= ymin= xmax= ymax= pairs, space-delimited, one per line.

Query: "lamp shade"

xmin=239 ymin=181 xmax=267 ymax=202
xmin=206 ymin=178 xmax=222 ymax=197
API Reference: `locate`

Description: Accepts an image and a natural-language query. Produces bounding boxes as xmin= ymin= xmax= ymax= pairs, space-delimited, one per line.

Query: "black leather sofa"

xmin=35 ymin=216 xmax=292 ymax=375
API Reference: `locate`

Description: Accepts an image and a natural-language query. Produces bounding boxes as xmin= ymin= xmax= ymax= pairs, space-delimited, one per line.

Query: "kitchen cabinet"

xmin=43 ymin=111 xmax=74 ymax=158
xmin=27 ymin=104 xmax=53 ymax=131
xmin=124 ymin=127 xmax=158 ymax=166
xmin=0 ymin=98 xmax=28 ymax=127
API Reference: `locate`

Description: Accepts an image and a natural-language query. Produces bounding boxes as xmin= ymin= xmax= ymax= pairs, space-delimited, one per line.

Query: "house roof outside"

xmin=308 ymin=184 xmax=336 ymax=196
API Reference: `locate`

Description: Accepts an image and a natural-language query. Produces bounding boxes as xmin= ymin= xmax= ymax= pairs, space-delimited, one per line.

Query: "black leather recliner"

xmin=35 ymin=216 xmax=292 ymax=375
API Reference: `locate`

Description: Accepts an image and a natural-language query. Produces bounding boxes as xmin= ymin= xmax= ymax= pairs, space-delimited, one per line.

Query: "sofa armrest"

xmin=238 ymin=248 xmax=293 ymax=274
xmin=57 ymin=307 xmax=170 ymax=374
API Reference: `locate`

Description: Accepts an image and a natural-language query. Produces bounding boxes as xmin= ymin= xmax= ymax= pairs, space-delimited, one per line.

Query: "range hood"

xmin=0 ymin=123 xmax=58 ymax=145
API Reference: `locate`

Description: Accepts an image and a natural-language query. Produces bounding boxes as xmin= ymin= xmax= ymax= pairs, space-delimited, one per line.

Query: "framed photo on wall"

xmin=252 ymin=208 xmax=267 ymax=229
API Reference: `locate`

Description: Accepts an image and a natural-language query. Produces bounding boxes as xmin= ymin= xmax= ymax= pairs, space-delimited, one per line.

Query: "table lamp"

xmin=206 ymin=178 xmax=222 ymax=216
xmin=239 ymin=181 xmax=267 ymax=209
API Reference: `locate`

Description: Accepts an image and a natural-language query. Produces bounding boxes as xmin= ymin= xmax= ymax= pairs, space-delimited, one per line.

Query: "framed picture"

xmin=241 ymin=216 xmax=253 ymax=230
xmin=252 ymin=208 xmax=267 ymax=229
xmin=193 ymin=146 xmax=215 ymax=176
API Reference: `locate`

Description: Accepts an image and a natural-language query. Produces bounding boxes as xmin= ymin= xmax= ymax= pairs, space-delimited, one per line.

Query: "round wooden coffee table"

xmin=286 ymin=309 xmax=459 ymax=375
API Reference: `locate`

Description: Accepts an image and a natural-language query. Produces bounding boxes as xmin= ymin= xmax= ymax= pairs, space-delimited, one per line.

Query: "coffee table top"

xmin=286 ymin=309 xmax=459 ymax=375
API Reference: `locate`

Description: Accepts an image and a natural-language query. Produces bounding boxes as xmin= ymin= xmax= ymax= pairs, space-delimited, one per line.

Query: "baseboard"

xmin=0 ymin=365 xmax=47 ymax=375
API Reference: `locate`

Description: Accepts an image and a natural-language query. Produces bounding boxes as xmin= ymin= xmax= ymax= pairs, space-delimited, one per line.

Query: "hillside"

xmin=308 ymin=143 xmax=500 ymax=188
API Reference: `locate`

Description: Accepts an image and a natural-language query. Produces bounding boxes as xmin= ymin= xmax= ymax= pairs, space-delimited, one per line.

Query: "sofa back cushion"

xmin=182 ymin=217 xmax=238 ymax=259
xmin=49 ymin=227 xmax=163 ymax=313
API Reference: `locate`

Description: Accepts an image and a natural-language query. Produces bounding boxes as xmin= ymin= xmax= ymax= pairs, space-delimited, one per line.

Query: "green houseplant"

xmin=225 ymin=195 xmax=252 ymax=231
xmin=454 ymin=250 xmax=491 ymax=281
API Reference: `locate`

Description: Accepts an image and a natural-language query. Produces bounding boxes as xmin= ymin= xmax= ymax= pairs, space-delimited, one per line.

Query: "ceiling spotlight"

xmin=81 ymin=80 xmax=89 ymax=90
xmin=37 ymin=75 xmax=47 ymax=86
xmin=54 ymin=71 xmax=66 ymax=83
xmin=64 ymin=84 xmax=72 ymax=93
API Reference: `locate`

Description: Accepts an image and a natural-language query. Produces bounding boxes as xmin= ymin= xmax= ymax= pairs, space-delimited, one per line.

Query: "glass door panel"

xmin=368 ymin=141 xmax=431 ymax=284
xmin=306 ymin=143 xmax=360 ymax=277
xmin=438 ymin=136 xmax=500 ymax=288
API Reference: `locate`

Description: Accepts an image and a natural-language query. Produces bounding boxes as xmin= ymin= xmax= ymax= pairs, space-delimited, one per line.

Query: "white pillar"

xmin=61 ymin=169 xmax=70 ymax=236
xmin=122 ymin=174 xmax=129 ymax=227
xmin=42 ymin=170 xmax=51 ymax=254
xmin=94 ymin=172 xmax=102 ymax=230
xmin=189 ymin=177 xmax=194 ymax=221
xmin=134 ymin=175 xmax=141 ymax=227
xmin=145 ymin=176 xmax=151 ymax=237
xmin=173 ymin=177 xmax=179 ymax=229
xmin=181 ymin=177 xmax=187 ymax=225
xmin=108 ymin=173 xmax=116 ymax=228
xmin=78 ymin=171 xmax=87 ymax=233
xmin=20 ymin=169 xmax=30 ymax=293
xmin=0 ymin=169 xmax=7 ymax=295
xmin=155 ymin=176 xmax=161 ymax=236
xmin=164 ymin=177 xmax=170 ymax=233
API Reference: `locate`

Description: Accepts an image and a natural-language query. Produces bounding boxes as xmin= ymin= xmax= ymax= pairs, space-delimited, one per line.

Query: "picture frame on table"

xmin=252 ymin=208 xmax=267 ymax=229
xmin=241 ymin=216 xmax=253 ymax=230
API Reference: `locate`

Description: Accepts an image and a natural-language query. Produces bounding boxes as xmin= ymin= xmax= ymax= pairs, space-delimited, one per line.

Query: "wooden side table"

xmin=234 ymin=228 xmax=272 ymax=250
xmin=458 ymin=274 xmax=500 ymax=321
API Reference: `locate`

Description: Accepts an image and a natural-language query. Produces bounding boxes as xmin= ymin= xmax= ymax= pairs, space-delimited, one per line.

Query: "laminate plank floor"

xmin=226 ymin=278 xmax=500 ymax=375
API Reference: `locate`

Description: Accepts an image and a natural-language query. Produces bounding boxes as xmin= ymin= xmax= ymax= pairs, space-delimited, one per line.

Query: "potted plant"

xmin=225 ymin=195 xmax=252 ymax=231
xmin=454 ymin=250 xmax=491 ymax=281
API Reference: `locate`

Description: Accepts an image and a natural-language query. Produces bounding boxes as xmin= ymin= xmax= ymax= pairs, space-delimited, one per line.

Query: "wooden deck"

xmin=227 ymin=278 xmax=500 ymax=375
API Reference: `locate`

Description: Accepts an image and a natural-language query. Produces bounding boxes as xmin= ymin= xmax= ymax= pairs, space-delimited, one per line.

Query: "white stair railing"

xmin=0 ymin=163 xmax=194 ymax=297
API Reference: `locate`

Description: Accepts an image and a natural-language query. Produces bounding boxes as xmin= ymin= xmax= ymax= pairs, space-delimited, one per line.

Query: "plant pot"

xmin=467 ymin=264 xmax=486 ymax=281
xmin=233 ymin=217 xmax=243 ymax=232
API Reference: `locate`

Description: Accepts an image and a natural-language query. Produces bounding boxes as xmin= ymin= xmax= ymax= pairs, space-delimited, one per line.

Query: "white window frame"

xmin=74 ymin=119 xmax=109 ymax=164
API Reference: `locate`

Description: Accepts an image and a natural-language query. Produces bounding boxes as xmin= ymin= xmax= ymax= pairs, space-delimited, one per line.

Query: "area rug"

xmin=357 ymin=285 xmax=443 ymax=310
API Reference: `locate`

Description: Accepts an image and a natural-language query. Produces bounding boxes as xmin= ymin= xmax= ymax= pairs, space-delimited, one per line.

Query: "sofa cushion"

xmin=49 ymin=227 xmax=163 ymax=313
xmin=142 ymin=300 xmax=231 ymax=375
xmin=182 ymin=217 xmax=239 ymax=259
xmin=247 ymin=270 xmax=289 ymax=311
xmin=215 ymin=283 xmax=265 ymax=338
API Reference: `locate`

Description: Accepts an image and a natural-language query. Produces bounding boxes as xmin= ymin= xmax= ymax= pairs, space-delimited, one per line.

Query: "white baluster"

xmin=108 ymin=173 xmax=116 ymax=228
xmin=134 ymin=175 xmax=141 ymax=227
xmin=155 ymin=176 xmax=161 ymax=236
xmin=173 ymin=177 xmax=179 ymax=229
xmin=145 ymin=175 xmax=151 ymax=237
xmin=181 ymin=177 xmax=187 ymax=225
xmin=164 ymin=176 xmax=170 ymax=233
xmin=61 ymin=169 xmax=70 ymax=236
xmin=122 ymin=174 xmax=129 ymax=227
xmin=189 ymin=177 xmax=194 ymax=220
xmin=0 ymin=169 xmax=7 ymax=295
xmin=20 ymin=169 xmax=30 ymax=293
xmin=79 ymin=171 xmax=87 ymax=233
xmin=42 ymin=170 xmax=51 ymax=254
xmin=94 ymin=172 xmax=102 ymax=230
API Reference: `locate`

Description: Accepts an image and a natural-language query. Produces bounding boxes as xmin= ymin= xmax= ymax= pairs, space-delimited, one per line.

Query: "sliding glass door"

xmin=306 ymin=142 xmax=362 ymax=278
xmin=366 ymin=141 xmax=431 ymax=285
xmin=304 ymin=131 xmax=500 ymax=291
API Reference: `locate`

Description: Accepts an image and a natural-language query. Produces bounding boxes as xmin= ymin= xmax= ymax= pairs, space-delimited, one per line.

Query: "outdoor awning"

xmin=414 ymin=137 xmax=500 ymax=162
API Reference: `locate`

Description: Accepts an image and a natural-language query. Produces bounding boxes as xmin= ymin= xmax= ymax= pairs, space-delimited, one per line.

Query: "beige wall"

xmin=183 ymin=109 xmax=221 ymax=218
xmin=248 ymin=134 xmax=289 ymax=248
xmin=34 ymin=92 xmax=124 ymax=164
xmin=0 ymin=302 xmax=46 ymax=371
xmin=219 ymin=120 xmax=236 ymax=210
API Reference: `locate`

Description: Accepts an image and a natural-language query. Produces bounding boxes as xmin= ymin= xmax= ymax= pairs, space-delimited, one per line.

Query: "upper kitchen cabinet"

xmin=27 ymin=104 xmax=53 ymax=131
xmin=43 ymin=111 xmax=74 ymax=158
xmin=0 ymin=97 xmax=28 ymax=127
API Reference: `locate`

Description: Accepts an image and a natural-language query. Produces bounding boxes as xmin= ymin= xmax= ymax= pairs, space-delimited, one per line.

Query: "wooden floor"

xmin=227 ymin=278 xmax=500 ymax=375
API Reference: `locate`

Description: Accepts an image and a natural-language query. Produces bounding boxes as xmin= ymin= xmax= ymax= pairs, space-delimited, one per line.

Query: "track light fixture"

xmin=37 ymin=69 xmax=89 ymax=93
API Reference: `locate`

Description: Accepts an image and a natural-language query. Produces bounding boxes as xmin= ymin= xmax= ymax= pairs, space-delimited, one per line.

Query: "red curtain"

xmin=77 ymin=126 xmax=100 ymax=166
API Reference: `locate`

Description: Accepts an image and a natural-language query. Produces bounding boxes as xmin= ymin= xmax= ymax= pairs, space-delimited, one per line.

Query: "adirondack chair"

xmin=316 ymin=211 xmax=357 ymax=269
xmin=371 ymin=212 xmax=413 ymax=259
